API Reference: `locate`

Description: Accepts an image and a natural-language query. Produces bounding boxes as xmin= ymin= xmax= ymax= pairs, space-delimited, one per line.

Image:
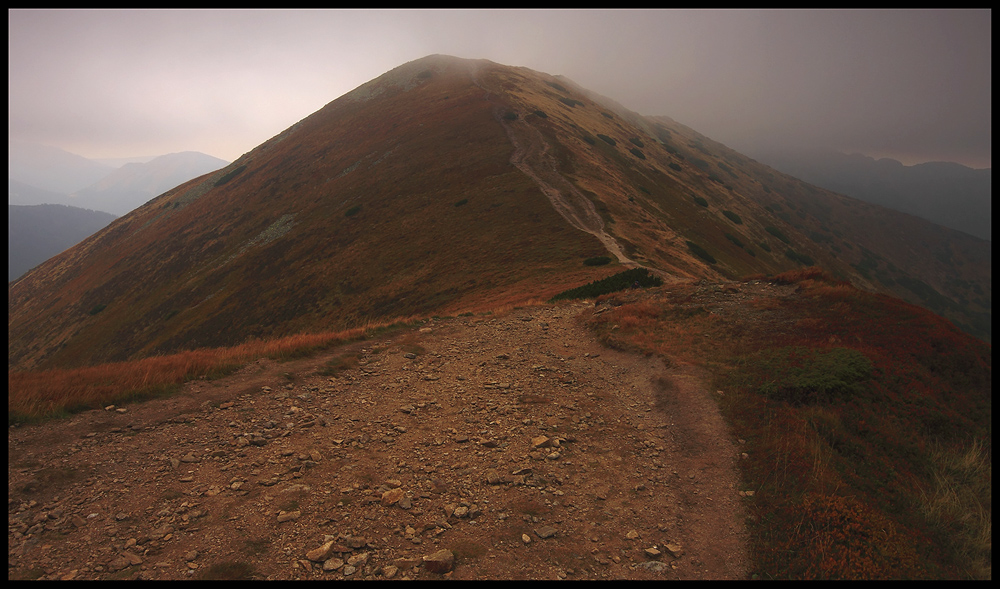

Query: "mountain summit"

xmin=8 ymin=55 xmax=990 ymax=371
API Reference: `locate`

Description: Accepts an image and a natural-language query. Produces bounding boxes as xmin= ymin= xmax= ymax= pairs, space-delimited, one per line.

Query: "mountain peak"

xmin=8 ymin=56 xmax=990 ymax=371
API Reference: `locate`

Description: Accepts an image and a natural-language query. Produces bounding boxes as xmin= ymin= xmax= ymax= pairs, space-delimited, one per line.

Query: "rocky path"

xmin=9 ymin=300 xmax=749 ymax=580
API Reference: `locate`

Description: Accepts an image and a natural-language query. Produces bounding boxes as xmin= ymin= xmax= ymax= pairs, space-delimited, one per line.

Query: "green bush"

xmin=582 ymin=135 xmax=596 ymax=145
xmin=345 ymin=205 xmax=362 ymax=217
xmin=756 ymin=347 xmax=873 ymax=405
xmin=629 ymin=148 xmax=646 ymax=159
xmin=722 ymin=210 xmax=743 ymax=224
xmin=765 ymin=226 xmax=791 ymax=243
xmin=583 ymin=256 xmax=613 ymax=266
xmin=629 ymin=137 xmax=645 ymax=148
xmin=669 ymin=163 xmax=682 ymax=172
xmin=533 ymin=110 xmax=547 ymax=119
xmin=758 ymin=241 xmax=772 ymax=253
xmin=692 ymin=195 xmax=709 ymax=208
xmin=597 ymin=134 xmax=616 ymax=146
xmin=724 ymin=233 xmax=744 ymax=248
xmin=502 ymin=111 xmax=518 ymax=121
xmin=601 ymin=112 xmax=614 ymax=119
xmin=686 ymin=241 xmax=716 ymax=264
xmin=550 ymin=268 xmax=662 ymax=301
xmin=454 ymin=199 xmax=468 ymax=207
xmin=88 ymin=304 xmax=107 ymax=316
xmin=558 ymin=97 xmax=584 ymax=108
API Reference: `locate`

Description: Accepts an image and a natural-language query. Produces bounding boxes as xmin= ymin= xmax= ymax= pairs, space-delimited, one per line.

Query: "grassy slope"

xmin=584 ymin=268 xmax=991 ymax=579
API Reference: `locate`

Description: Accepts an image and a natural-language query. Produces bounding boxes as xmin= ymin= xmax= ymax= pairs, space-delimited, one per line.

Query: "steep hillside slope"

xmin=8 ymin=55 xmax=990 ymax=372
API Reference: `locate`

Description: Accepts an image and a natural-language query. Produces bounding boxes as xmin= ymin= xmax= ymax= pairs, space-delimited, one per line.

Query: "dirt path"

xmin=9 ymin=300 xmax=749 ymax=580
xmin=470 ymin=70 xmax=637 ymax=268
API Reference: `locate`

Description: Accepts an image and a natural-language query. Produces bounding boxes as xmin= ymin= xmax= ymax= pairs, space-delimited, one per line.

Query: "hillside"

xmin=8 ymin=55 xmax=990 ymax=374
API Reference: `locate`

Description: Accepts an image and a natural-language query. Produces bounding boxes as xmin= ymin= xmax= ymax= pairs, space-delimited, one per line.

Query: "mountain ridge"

xmin=8 ymin=54 xmax=991 ymax=373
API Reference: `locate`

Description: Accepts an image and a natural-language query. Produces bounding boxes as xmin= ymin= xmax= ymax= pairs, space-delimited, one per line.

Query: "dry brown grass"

xmin=8 ymin=319 xmax=407 ymax=424
xmin=919 ymin=438 xmax=992 ymax=580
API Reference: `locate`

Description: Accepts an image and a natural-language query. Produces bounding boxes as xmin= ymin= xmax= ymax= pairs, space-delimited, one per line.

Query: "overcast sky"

xmin=8 ymin=9 xmax=992 ymax=168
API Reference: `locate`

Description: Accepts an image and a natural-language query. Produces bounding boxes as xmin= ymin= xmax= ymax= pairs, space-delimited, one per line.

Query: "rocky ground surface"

xmin=9 ymin=297 xmax=751 ymax=580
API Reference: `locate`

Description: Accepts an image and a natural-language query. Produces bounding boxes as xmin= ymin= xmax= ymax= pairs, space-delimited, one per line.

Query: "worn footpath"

xmin=9 ymin=299 xmax=750 ymax=580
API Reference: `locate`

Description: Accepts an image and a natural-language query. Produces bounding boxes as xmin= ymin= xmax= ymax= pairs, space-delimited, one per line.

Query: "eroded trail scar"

xmin=499 ymin=115 xmax=635 ymax=267
xmin=470 ymin=72 xmax=635 ymax=267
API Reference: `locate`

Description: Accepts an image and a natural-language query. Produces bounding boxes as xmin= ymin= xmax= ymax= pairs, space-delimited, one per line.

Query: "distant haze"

xmin=8 ymin=9 xmax=991 ymax=169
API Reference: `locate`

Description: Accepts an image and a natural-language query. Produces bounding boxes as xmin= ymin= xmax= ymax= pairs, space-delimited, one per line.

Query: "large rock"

xmin=422 ymin=549 xmax=455 ymax=574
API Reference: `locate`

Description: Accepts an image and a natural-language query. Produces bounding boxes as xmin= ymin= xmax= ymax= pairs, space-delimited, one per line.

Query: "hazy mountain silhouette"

xmin=70 ymin=151 xmax=229 ymax=215
xmin=8 ymin=178 xmax=71 ymax=207
xmin=8 ymin=204 xmax=117 ymax=282
xmin=8 ymin=55 xmax=991 ymax=371
xmin=8 ymin=141 xmax=114 ymax=195
xmin=751 ymin=148 xmax=991 ymax=241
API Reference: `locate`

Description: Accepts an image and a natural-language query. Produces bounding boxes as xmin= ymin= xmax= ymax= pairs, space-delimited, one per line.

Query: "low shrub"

xmin=755 ymin=346 xmax=873 ymax=405
xmin=550 ymin=268 xmax=662 ymax=301
xmin=597 ymin=134 xmax=616 ymax=146
xmin=583 ymin=256 xmax=612 ymax=266
xmin=722 ymin=210 xmax=743 ymax=224
xmin=629 ymin=148 xmax=646 ymax=159
xmin=214 ymin=165 xmax=247 ymax=187
xmin=692 ymin=195 xmax=709 ymax=208
xmin=765 ymin=226 xmax=791 ymax=243
xmin=669 ymin=163 xmax=683 ymax=172
xmin=345 ymin=205 xmax=362 ymax=217
xmin=785 ymin=249 xmax=815 ymax=266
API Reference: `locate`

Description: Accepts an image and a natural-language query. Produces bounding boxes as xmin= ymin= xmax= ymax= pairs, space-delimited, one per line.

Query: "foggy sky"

xmin=8 ymin=9 xmax=992 ymax=168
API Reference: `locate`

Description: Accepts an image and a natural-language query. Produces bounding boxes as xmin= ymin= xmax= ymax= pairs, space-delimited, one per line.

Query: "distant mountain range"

xmin=751 ymin=149 xmax=991 ymax=241
xmin=8 ymin=141 xmax=114 ymax=195
xmin=9 ymin=143 xmax=229 ymax=215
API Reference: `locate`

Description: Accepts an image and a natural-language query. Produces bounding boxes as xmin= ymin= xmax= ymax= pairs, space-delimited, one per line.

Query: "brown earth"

xmin=8 ymin=298 xmax=750 ymax=580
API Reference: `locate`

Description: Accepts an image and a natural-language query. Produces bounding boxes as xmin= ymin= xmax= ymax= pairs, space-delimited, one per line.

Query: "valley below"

xmin=8 ymin=298 xmax=750 ymax=580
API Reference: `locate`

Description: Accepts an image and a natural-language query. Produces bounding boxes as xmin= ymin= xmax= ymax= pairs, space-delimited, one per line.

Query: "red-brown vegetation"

xmin=8 ymin=323 xmax=388 ymax=424
xmin=584 ymin=272 xmax=991 ymax=579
